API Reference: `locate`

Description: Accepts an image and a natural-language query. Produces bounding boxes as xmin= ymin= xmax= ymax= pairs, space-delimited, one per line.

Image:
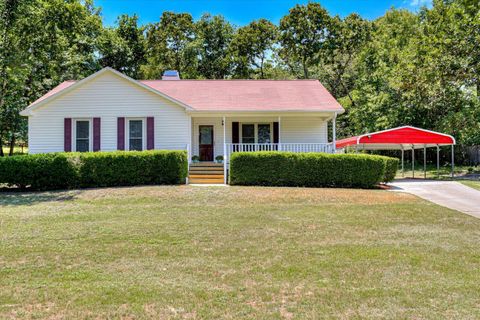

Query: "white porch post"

xmin=188 ymin=115 xmax=192 ymax=163
xmin=332 ymin=113 xmax=337 ymax=153
xmin=223 ymin=116 xmax=227 ymax=184
xmin=278 ymin=116 xmax=281 ymax=151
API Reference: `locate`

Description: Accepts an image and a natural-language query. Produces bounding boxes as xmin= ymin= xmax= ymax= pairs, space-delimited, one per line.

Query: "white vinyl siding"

xmin=28 ymin=72 xmax=190 ymax=154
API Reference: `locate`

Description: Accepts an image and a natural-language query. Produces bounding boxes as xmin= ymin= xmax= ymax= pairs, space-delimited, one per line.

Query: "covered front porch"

xmin=188 ymin=112 xmax=338 ymax=184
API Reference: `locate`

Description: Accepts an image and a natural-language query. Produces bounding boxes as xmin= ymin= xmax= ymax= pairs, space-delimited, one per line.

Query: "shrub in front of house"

xmin=78 ymin=150 xmax=188 ymax=187
xmin=0 ymin=150 xmax=188 ymax=191
xmin=380 ymin=156 xmax=399 ymax=183
xmin=0 ymin=153 xmax=78 ymax=190
xmin=229 ymin=152 xmax=392 ymax=188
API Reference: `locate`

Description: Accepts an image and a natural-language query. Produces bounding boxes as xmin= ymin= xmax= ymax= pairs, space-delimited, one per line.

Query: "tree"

xmin=279 ymin=3 xmax=332 ymax=78
xmin=0 ymin=0 xmax=25 ymax=155
xmin=193 ymin=14 xmax=234 ymax=79
xmin=0 ymin=0 xmax=103 ymax=155
xmin=143 ymin=12 xmax=195 ymax=79
xmin=99 ymin=14 xmax=146 ymax=78
xmin=318 ymin=14 xmax=371 ymax=100
xmin=230 ymin=19 xmax=277 ymax=79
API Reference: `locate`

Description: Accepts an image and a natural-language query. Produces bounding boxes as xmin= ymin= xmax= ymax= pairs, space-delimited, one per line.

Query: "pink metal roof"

xmin=28 ymin=79 xmax=344 ymax=112
xmin=30 ymin=80 xmax=76 ymax=106
xmin=140 ymin=80 xmax=344 ymax=112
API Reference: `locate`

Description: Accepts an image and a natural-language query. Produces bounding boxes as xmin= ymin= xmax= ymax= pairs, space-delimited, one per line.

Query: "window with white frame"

xmin=74 ymin=119 xmax=91 ymax=152
xmin=241 ymin=123 xmax=272 ymax=143
xmin=127 ymin=119 xmax=145 ymax=151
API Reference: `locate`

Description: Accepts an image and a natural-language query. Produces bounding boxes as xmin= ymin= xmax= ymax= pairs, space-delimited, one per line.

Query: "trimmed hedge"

xmin=230 ymin=152 xmax=394 ymax=188
xmin=0 ymin=150 xmax=187 ymax=191
xmin=79 ymin=151 xmax=187 ymax=187
xmin=380 ymin=156 xmax=399 ymax=183
xmin=0 ymin=153 xmax=77 ymax=190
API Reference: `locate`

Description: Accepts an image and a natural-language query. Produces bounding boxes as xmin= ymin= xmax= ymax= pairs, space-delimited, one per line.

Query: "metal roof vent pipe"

xmin=162 ymin=70 xmax=180 ymax=80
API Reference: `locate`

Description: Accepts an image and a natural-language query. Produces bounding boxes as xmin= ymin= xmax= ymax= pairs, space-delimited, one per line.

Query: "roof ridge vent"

xmin=162 ymin=70 xmax=180 ymax=80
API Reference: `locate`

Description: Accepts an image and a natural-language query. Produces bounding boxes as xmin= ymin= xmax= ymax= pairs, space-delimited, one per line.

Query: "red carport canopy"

xmin=336 ymin=126 xmax=455 ymax=150
xmin=335 ymin=126 xmax=456 ymax=179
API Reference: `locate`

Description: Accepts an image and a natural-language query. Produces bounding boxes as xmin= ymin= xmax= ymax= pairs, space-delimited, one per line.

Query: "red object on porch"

xmin=336 ymin=126 xmax=455 ymax=150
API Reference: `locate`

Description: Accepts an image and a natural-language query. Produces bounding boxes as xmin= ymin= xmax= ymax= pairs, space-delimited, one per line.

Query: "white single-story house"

xmin=20 ymin=67 xmax=344 ymax=183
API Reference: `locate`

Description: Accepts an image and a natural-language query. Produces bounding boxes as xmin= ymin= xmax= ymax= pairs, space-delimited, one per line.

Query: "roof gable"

xmin=20 ymin=67 xmax=192 ymax=116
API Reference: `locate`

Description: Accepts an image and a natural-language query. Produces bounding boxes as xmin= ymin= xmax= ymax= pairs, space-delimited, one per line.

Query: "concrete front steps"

xmin=188 ymin=162 xmax=225 ymax=184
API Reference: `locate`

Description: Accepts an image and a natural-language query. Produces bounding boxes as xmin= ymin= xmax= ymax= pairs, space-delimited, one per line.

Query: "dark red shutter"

xmin=273 ymin=122 xmax=279 ymax=143
xmin=64 ymin=118 xmax=72 ymax=152
xmin=232 ymin=122 xmax=239 ymax=143
xmin=93 ymin=118 xmax=101 ymax=151
xmin=117 ymin=117 xmax=125 ymax=150
xmin=147 ymin=117 xmax=154 ymax=150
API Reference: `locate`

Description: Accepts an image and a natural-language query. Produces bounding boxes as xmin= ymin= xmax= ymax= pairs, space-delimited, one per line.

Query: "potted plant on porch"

xmin=215 ymin=155 xmax=224 ymax=164
xmin=191 ymin=155 xmax=200 ymax=163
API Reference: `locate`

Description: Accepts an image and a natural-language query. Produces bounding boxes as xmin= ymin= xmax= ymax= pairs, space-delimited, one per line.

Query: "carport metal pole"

xmin=437 ymin=145 xmax=440 ymax=178
xmin=401 ymin=147 xmax=404 ymax=177
xmin=424 ymin=145 xmax=427 ymax=179
xmin=412 ymin=145 xmax=415 ymax=179
xmin=451 ymin=145 xmax=455 ymax=178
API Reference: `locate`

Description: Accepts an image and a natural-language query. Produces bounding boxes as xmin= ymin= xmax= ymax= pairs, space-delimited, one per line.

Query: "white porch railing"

xmin=224 ymin=143 xmax=334 ymax=164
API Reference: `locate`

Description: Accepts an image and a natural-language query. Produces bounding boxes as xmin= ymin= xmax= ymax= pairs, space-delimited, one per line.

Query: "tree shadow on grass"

xmin=0 ymin=189 xmax=80 ymax=206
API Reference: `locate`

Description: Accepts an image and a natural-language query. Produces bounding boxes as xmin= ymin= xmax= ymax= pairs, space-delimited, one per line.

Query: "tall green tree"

xmin=143 ymin=12 xmax=196 ymax=79
xmin=0 ymin=0 xmax=103 ymax=155
xmin=99 ymin=14 xmax=146 ymax=78
xmin=230 ymin=19 xmax=278 ymax=79
xmin=193 ymin=14 xmax=234 ymax=79
xmin=279 ymin=2 xmax=332 ymax=78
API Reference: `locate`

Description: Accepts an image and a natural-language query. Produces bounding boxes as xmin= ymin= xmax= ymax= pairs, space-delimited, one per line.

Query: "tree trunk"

xmin=302 ymin=55 xmax=308 ymax=79
xmin=260 ymin=56 xmax=264 ymax=79
xmin=8 ymin=135 xmax=15 ymax=156
xmin=0 ymin=137 xmax=4 ymax=157
xmin=303 ymin=63 xmax=308 ymax=79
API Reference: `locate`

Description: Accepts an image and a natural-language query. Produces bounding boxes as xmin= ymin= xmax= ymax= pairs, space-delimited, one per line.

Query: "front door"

xmin=199 ymin=125 xmax=214 ymax=161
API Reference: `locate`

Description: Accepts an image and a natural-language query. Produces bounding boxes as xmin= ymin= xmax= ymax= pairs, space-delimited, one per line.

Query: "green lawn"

xmin=460 ymin=180 xmax=480 ymax=191
xmin=1 ymin=186 xmax=479 ymax=319
xmin=395 ymin=163 xmax=478 ymax=180
xmin=1 ymin=146 xmax=27 ymax=156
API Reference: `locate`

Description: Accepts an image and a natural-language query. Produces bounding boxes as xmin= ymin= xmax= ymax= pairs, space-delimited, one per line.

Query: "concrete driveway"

xmin=390 ymin=180 xmax=480 ymax=219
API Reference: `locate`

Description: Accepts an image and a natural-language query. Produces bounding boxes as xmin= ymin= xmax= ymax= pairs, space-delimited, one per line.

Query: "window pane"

xmin=129 ymin=120 xmax=143 ymax=139
xmin=76 ymin=139 xmax=89 ymax=152
xmin=76 ymin=121 xmax=89 ymax=139
xmin=242 ymin=124 xmax=255 ymax=143
xmin=200 ymin=126 xmax=213 ymax=144
xmin=129 ymin=138 xmax=143 ymax=151
xmin=258 ymin=124 xmax=271 ymax=143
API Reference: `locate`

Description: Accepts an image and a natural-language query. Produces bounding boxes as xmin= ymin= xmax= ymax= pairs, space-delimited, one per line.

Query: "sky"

xmin=95 ymin=0 xmax=432 ymax=27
